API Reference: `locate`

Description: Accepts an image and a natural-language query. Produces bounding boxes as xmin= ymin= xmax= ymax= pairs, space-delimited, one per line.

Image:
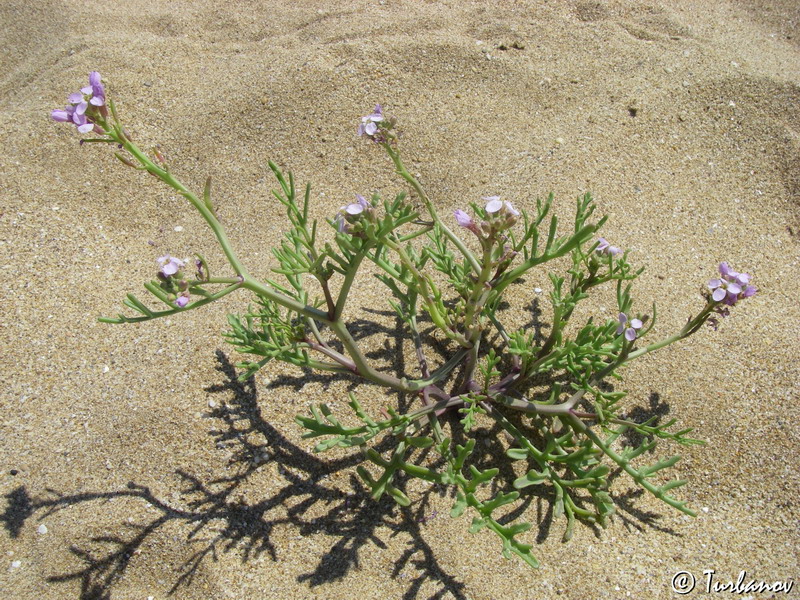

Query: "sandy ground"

xmin=1 ymin=1 xmax=799 ymax=599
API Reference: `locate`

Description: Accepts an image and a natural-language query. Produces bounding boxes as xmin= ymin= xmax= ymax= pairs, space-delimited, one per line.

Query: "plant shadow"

xmin=1 ymin=350 xmax=468 ymax=600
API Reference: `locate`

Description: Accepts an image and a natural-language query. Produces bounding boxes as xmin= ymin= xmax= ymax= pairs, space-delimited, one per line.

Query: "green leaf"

xmin=640 ymin=455 xmax=681 ymax=478
xmin=506 ymin=448 xmax=529 ymax=461
xmin=386 ymin=484 xmax=411 ymax=507
xmin=406 ymin=436 xmax=434 ymax=448
xmin=315 ymin=437 xmax=346 ymax=452
xmin=513 ymin=469 xmax=548 ymax=489
xmin=469 ymin=516 xmax=487 ymax=534
xmin=450 ymin=491 xmax=468 ymax=518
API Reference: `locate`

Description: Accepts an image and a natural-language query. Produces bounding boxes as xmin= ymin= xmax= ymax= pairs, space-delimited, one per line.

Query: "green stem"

xmin=625 ymin=301 xmax=716 ymax=363
xmin=463 ymin=240 xmax=495 ymax=341
xmin=334 ymin=248 xmax=369 ymax=320
xmin=382 ymin=143 xmax=480 ymax=274
xmin=383 ymin=237 xmax=471 ymax=347
xmin=327 ymin=319 xmax=407 ymax=389
xmin=241 ymin=278 xmax=330 ymax=322
xmin=101 ymin=281 xmax=243 ymax=323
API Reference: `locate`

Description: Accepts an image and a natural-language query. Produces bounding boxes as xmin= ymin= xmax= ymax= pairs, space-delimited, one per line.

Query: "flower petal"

xmin=503 ymin=201 xmax=520 ymax=217
xmin=616 ymin=313 xmax=627 ymax=335
xmin=345 ymin=203 xmax=364 ymax=215
xmin=485 ymin=198 xmax=503 ymax=213
xmin=51 ymin=109 xmax=70 ymax=122
xmin=454 ymin=209 xmax=473 ymax=228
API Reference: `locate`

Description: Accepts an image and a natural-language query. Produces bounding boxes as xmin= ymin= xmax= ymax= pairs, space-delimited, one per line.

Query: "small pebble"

xmin=174 ymin=226 xmax=184 ymax=232
xmin=37 ymin=524 xmax=48 ymax=535
xmin=208 ymin=400 xmax=217 ymax=409
xmin=534 ymin=287 xmax=543 ymax=294
xmin=10 ymin=560 xmax=21 ymax=569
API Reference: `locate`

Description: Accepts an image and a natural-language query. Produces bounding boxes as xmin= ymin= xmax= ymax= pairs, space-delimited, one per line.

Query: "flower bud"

xmin=454 ymin=209 xmax=482 ymax=236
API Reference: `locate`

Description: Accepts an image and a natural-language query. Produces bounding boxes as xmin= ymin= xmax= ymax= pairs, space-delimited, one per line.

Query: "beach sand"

xmin=1 ymin=1 xmax=798 ymax=598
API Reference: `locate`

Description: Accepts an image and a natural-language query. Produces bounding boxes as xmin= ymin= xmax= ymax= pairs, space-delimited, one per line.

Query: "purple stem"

xmin=305 ymin=338 xmax=357 ymax=372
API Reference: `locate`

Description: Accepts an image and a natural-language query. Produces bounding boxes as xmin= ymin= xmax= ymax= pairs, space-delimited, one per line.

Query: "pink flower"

xmin=357 ymin=105 xmax=384 ymax=138
xmin=51 ymin=71 xmax=106 ymax=134
xmin=617 ymin=313 xmax=642 ymax=341
xmin=454 ymin=209 xmax=481 ymax=237
xmin=596 ymin=238 xmax=622 ymax=257
xmin=335 ymin=195 xmax=373 ymax=233
xmin=708 ymin=262 xmax=756 ymax=306
xmin=157 ymin=255 xmax=185 ymax=277
xmin=484 ymin=196 xmax=519 ymax=217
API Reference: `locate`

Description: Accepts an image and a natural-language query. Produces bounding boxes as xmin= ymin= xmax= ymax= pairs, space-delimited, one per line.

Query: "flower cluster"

xmin=357 ymin=105 xmax=396 ymax=144
xmin=157 ymin=255 xmax=190 ymax=307
xmin=708 ymin=262 xmax=756 ymax=306
xmin=51 ymin=71 xmax=107 ymax=135
xmin=484 ymin=196 xmax=519 ymax=219
xmin=335 ymin=194 xmax=373 ymax=234
xmin=453 ymin=196 xmax=519 ymax=238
